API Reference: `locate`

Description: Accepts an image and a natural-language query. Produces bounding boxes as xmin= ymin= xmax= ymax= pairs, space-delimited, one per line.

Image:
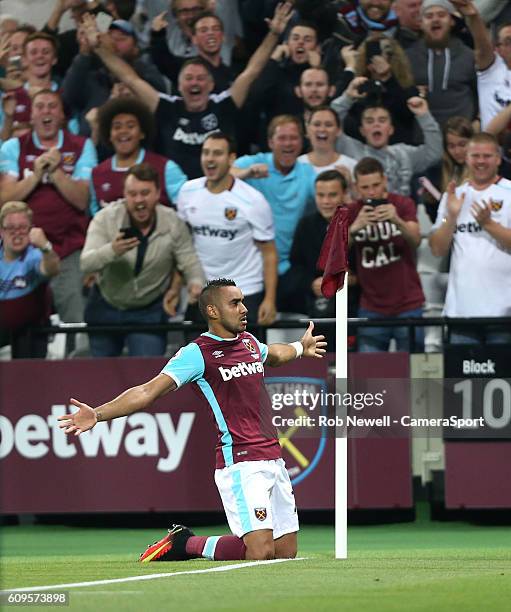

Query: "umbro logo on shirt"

xmin=212 ymin=350 xmax=224 ymax=359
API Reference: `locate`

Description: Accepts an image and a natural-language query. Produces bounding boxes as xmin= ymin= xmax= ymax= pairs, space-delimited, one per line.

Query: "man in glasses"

xmin=0 ymin=200 xmax=60 ymax=358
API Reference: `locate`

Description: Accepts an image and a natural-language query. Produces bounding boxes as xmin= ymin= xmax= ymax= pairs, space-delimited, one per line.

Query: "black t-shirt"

xmin=155 ymin=91 xmax=237 ymax=179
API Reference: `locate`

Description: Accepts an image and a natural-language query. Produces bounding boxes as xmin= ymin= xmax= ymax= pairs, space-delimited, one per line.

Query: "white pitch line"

xmin=1 ymin=557 xmax=307 ymax=593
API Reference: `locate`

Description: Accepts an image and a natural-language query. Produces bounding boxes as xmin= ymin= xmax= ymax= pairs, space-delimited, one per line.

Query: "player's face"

xmin=175 ymin=0 xmax=204 ymax=33
xmin=421 ymin=7 xmax=453 ymax=47
xmin=394 ymin=0 xmax=422 ymax=31
xmin=269 ymin=122 xmax=303 ymax=171
xmin=0 ymin=212 xmax=31 ymax=256
xmin=315 ymin=179 xmax=344 ymax=221
xmin=124 ymin=175 xmax=160 ymax=228
xmin=215 ymin=286 xmax=248 ymax=335
xmin=31 ymin=93 xmax=64 ymax=140
xmin=360 ymin=108 xmax=394 ymax=149
xmin=359 ymin=0 xmax=392 ymax=22
xmin=8 ymin=31 xmax=28 ymax=59
xmin=192 ymin=16 xmax=223 ymax=56
xmin=287 ymin=26 xmax=317 ymax=65
xmin=446 ymin=132 xmax=469 ymax=166
xmin=466 ymin=142 xmax=501 ymax=186
xmin=23 ymin=39 xmax=56 ymax=78
xmin=355 ymin=171 xmax=388 ymax=201
xmin=297 ymin=69 xmax=332 ymax=109
xmin=108 ymin=29 xmax=137 ymax=60
xmin=201 ymin=138 xmax=235 ymax=183
xmin=496 ymin=26 xmax=511 ymax=67
xmin=178 ymin=64 xmax=214 ymax=112
xmin=110 ymin=113 xmax=144 ymax=157
xmin=307 ymin=110 xmax=340 ymax=151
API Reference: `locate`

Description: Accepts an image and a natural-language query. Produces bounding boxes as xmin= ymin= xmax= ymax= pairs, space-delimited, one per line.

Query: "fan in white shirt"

xmin=177 ymin=132 xmax=278 ymax=325
xmin=298 ymin=106 xmax=357 ymax=198
xmin=430 ymin=132 xmax=511 ymax=331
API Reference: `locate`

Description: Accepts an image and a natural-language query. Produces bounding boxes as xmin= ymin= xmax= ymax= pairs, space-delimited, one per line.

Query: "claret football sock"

xmin=186 ymin=535 xmax=247 ymax=560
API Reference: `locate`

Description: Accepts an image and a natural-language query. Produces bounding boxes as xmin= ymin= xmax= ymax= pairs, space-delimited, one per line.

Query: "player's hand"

xmin=271 ymin=43 xmax=289 ymax=62
xmin=307 ymin=48 xmax=321 ymax=68
xmin=187 ymin=282 xmax=202 ymax=304
xmin=163 ymin=287 xmax=180 ymax=316
xmin=81 ymin=13 xmax=101 ymax=49
xmin=267 ymin=2 xmax=294 ymax=36
xmin=45 ymin=147 xmax=61 ymax=174
xmin=375 ymin=203 xmax=398 ymax=223
xmin=58 ymin=398 xmax=97 ymax=436
xmin=29 ymin=227 xmax=49 ymax=249
xmin=446 ymin=180 xmax=464 ymax=219
xmin=450 ymin=0 xmax=478 ymax=17
xmin=77 ymin=23 xmax=93 ymax=55
xmin=257 ymin=297 xmax=277 ymax=326
xmin=340 ymin=44 xmax=358 ymax=70
xmin=152 ymin=11 xmax=169 ymax=33
xmin=350 ymin=205 xmax=378 ymax=233
xmin=2 ymin=91 xmax=16 ymax=117
xmin=112 ymin=232 xmax=140 ymax=256
xmin=33 ymin=153 xmax=54 ymax=180
xmin=407 ymin=96 xmax=429 ymax=116
xmin=247 ymin=164 xmax=269 ymax=179
xmin=471 ymin=199 xmax=492 ymax=227
xmin=311 ymin=276 xmax=323 ymax=298
xmin=0 ymin=33 xmax=11 ymax=68
xmin=300 ymin=321 xmax=327 ymax=359
xmin=345 ymin=76 xmax=369 ymax=100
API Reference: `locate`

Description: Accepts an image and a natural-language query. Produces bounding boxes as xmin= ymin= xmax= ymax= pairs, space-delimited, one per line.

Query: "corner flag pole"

xmin=335 ymin=276 xmax=348 ymax=559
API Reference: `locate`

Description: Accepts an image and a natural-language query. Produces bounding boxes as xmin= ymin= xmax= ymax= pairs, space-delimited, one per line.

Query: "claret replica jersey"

xmin=161 ymin=331 xmax=281 ymax=468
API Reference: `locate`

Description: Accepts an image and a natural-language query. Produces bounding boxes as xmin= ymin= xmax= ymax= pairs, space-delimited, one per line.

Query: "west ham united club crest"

xmin=62 ymin=152 xmax=76 ymax=166
xmin=242 ymin=338 xmax=257 ymax=353
xmin=490 ymin=199 xmax=503 ymax=212
xmin=224 ymin=207 xmax=238 ymax=220
xmin=201 ymin=113 xmax=218 ymax=131
xmin=254 ymin=507 xmax=267 ymax=521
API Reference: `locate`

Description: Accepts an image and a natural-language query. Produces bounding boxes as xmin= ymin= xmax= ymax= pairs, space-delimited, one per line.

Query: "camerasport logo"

xmin=0 ymin=406 xmax=195 ymax=473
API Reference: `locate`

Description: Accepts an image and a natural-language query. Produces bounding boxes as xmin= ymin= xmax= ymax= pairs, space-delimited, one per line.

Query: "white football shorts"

xmin=214 ymin=458 xmax=299 ymax=539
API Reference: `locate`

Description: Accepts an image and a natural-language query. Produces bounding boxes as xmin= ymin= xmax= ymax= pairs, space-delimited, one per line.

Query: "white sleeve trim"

xmin=161 ymin=370 xmax=182 ymax=388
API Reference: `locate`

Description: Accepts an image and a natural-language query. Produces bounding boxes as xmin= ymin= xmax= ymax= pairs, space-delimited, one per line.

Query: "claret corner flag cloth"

xmin=317 ymin=205 xmax=349 ymax=298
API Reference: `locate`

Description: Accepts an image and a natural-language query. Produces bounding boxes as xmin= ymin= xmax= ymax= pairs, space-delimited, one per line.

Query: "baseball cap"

xmin=108 ymin=19 xmax=137 ymax=38
xmin=421 ymin=0 xmax=456 ymax=15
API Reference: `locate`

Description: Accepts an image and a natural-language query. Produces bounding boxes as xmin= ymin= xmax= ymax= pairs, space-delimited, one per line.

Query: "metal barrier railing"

xmin=9 ymin=316 xmax=511 ymax=356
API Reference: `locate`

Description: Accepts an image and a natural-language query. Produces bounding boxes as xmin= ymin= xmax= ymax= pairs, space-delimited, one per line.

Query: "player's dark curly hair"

xmin=199 ymin=279 xmax=236 ymax=321
xmin=97 ymin=97 xmax=154 ymax=149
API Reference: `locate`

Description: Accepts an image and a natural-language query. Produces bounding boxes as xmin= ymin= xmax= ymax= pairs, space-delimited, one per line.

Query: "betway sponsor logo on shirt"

xmin=455 ymin=221 xmax=482 ymax=234
xmin=173 ymin=127 xmax=214 ymax=145
xmin=219 ymin=362 xmax=264 ymax=381
xmin=192 ymin=225 xmax=238 ymax=241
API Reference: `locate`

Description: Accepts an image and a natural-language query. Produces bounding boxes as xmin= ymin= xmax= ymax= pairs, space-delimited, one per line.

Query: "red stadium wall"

xmin=0 ymin=355 xmax=412 ymax=514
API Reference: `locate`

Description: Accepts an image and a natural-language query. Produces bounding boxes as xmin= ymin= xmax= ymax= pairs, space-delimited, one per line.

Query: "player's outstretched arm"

xmin=57 ymin=373 xmax=176 ymax=435
xmin=266 ymin=321 xmax=327 ymax=367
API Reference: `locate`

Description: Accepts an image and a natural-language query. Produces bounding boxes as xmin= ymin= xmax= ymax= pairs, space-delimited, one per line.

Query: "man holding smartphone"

xmin=348 ymin=157 xmax=424 ymax=352
xmin=81 ymin=162 xmax=204 ymax=357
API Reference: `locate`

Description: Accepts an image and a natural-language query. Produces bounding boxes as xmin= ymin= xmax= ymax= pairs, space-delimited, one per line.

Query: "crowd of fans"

xmin=1 ymin=0 xmax=511 ymax=358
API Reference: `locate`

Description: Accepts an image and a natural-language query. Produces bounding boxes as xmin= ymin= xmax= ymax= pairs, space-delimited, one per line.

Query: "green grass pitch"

xmin=2 ymin=507 xmax=511 ymax=612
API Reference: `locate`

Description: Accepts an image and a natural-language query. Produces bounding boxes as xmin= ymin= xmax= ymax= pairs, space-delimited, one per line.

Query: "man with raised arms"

xmin=58 ymin=278 xmax=326 ymax=562
xmin=79 ymin=3 xmax=293 ymax=178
